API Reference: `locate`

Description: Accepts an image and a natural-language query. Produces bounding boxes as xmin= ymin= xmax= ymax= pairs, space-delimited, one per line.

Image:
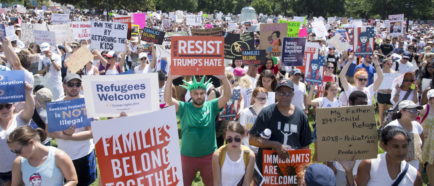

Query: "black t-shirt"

xmin=249 ymin=104 xmax=313 ymax=171
xmin=380 ymin=44 xmax=394 ymax=56
xmin=327 ymin=54 xmax=339 ymax=74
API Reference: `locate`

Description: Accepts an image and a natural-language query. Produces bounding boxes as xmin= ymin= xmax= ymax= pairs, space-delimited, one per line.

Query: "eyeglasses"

xmin=358 ymin=78 xmax=368 ymax=82
xmin=403 ymin=79 xmax=414 ymax=82
xmin=67 ymin=82 xmax=82 ymax=88
xmin=226 ymin=136 xmax=241 ymax=143
xmin=0 ymin=104 xmax=12 ymax=110
xmin=256 ymin=97 xmax=267 ymax=101
xmin=10 ymin=145 xmax=25 ymax=155
xmin=277 ymin=91 xmax=294 ymax=97
xmin=404 ymin=109 xmax=419 ymax=114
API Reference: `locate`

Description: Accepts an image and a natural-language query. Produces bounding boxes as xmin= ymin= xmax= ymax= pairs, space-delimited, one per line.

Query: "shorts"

xmin=73 ymin=151 xmax=97 ymax=186
xmin=0 ymin=171 xmax=12 ymax=184
xmin=377 ymin=92 xmax=392 ymax=105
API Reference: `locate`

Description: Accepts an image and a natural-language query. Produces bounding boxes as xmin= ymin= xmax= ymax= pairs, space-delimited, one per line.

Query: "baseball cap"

xmin=40 ymin=42 xmax=50 ymax=52
xmin=138 ymin=52 xmax=148 ymax=59
xmin=63 ymin=74 xmax=82 ymax=83
xmin=276 ymin=80 xmax=294 ymax=90
xmin=35 ymin=88 xmax=53 ymax=103
xmin=104 ymin=51 xmax=116 ymax=58
xmin=398 ymin=100 xmax=422 ymax=110
xmin=305 ymin=163 xmax=336 ymax=186
xmin=291 ymin=68 xmax=302 ymax=75
xmin=427 ymin=89 xmax=434 ymax=100
xmin=402 ymin=52 xmax=411 ymax=59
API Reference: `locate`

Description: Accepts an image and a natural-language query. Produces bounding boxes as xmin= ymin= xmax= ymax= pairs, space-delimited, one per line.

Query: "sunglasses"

xmin=256 ymin=97 xmax=267 ymax=101
xmin=67 ymin=82 xmax=82 ymax=88
xmin=277 ymin=91 xmax=294 ymax=97
xmin=226 ymin=136 xmax=241 ymax=143
xmin=404 ymin=109 xmax=419 ymax=114
xmin=358 ymin=78 xmax=368 ymax=82
xmin=327 ymin=67 xmax=334 ymax=69
xmin=0 ymin=104 xmax=12 ymax=110
xmin=403 ymin=79 xmax=414 ymax=82
xmin=10 ymin=145 xmax=25 ymax=155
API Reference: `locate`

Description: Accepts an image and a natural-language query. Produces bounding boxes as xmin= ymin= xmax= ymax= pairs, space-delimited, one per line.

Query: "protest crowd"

xmin=1 ymin=3 xmax=434 ymax=186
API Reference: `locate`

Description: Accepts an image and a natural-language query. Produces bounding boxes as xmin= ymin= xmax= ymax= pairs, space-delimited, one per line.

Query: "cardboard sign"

xmin=353 ymin=27 xmax=375 ymax=57
xmin=0 ymin=70 xmax=25 ymax=103
xmin=82 ymin=73 xmax=159 ymax=118
xmin=70 ymin=21 xmax=91 ymax=40
xmin=33 ymin=30 xmax=56 ymax=47
xmin=242 ymin=50 xmax=266 ymax=65
xmin=281 ymin=37 xmax=306 ymax=66
xmin=90 ymin=21 xmax=128 ymax=52
xmin=170 ymin=36 xmax=224 ymax=75
xmin=48 ymin=24 xmax=74 ymax=44
xmin=92 ymin=106 xmax=183 ymax=186
xmin=132 ymin=13 xmax=146 ymax=29
xmin=389 ymin=20 xmax=404 ymax=36
xmin=186 ymin=15 xmax=202 ymax=26
xmin=224 ymin=32 xmax=255 ymax=60
xmin=262 ymin=149 xmax=311 ymax=186
xmin=259 ymin=23 xmax=288 ymax=57
xmin=388 ymin=14 xmax=404 ymax=21
xmin=46 ymin=98 xmax=90 ymax=132
xmin=278 ymin=20 xmax=301 ymax=37
xmin=65 ymin=46 xmax=94 ymax=73
xmin=316 ymin=105 xmax=378 ymax=161
xmin=141 ymin=27 xmax=165 ymax=44
xmin=191 ymin=27 xmax=224 ymax=36
xmin=51 ymin=13 xmax=70 ymax=24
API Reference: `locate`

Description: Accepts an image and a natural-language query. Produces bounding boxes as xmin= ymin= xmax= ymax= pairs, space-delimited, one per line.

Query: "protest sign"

xmin=82 ymin=73 xmax=159 ymax=118
xmin=281 ymin=37 xmax=306 ymax=66
xmin=46 ymin=98 xmax=90 ymax=132
xmin=20 ymin=23 xmax=46 ymax=45
xmin=70 ymin=21 xmax=91 ymax=40
xmin=327 ymin=34 xmax=351 ymax=52
xmin=170 ymin=36 xmax=224 ymax=75
xmin=186 ymin=15 xmax=202 ymax=26
xmin=175 ymin=10 xmax=184 ymax=23
xmin=303 ymin=42 xmax=322 ymax=86
xmin=0 ymin=70 xmax=25 ymax=103
xmin=242 ymin=50 xmax=266 ymax=65
xmin=163 ymin=32 xmax=188 ymax=50
xmin=293 ymin=16 xmax=306 ymax=25
xmin=0 ymin=24 xmax=5 ymax=39
xmin=262 ymin=149 xmax=311 ymax=186
xmin=298 ymin=28 xmax=308 ymax=37
xmin=132 ymin=13 xmax=146 ymax=29
xmin=316 ymin=105 xmax=378 ymax=161
xmin=388 ymin=20 xmax=404 ymax=36
xmin=353 ymin=27 xmax=375 ymax=57
xmin=92 ymin=106 xmax=183 ymax=186
xmin=311 ymin=20 xmax=327 ymax=38
xmin=48 ymin=24 xmax=74 ymax=44
xmin=113 ymin=16 xmax=132 ymax=39
xmin=33 ymin=30 xmax=56 ymax=47
xmin=388 ymin=14 xmax=404 ymax=21
xmin=224 ymin=32 xmax=255 ymax=60
xmin=141 ymin=27 xmax=165 ymax=44
xmin=259 ymin=23 xmax=288 ymax=57
xmin=191 ymin=27 xmax=224 ymax=36
xmin=305 ymin=55 xmax=325 ymax=86
xmin=90 ymin=21 xmax=128 ymax=52
xmin=278 ymin=20 xmax=301 ymax=37
xmin=131 ymin=24 xmax=140 ymax=37
xmin=51 ymin=13 xmax=70 ymax=24
xmin=65 ymin=46 xmax=94 ymax=73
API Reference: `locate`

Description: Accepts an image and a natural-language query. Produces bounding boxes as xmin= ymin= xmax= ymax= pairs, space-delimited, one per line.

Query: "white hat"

xmin=398 ymin=100 xmax=422 ymax=110
xmin=40 ymin=42 xmax=50 ymax=52
xmin=427 ymin=89 xmax=434 ymax=100
xmin=138 ymin=52 xmax=148 ymax=59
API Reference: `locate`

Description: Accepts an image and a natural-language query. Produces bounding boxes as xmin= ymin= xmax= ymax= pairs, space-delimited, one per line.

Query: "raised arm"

xmin=371 ymin=55 xmax=383 ymax=92
xmin=18 ymin=83 xmax=35 ymax=123
xmin=339 ymin=59 xmax=352 ymax=92
xmin=216 ymin=75 xmax=232 ymax=109
xmin=164 ymin=74 xmax=181 ymax=112
xmin=2 ymin=37 xmax=23 ymax=70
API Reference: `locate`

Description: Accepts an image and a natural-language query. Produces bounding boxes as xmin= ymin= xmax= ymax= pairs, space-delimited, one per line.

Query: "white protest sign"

xmin=5 ymin=26 xmax=18 ymax=41
xmin=48 ymin=24 xmax=73 ymax=44
xmin=175 ymin=11 xmax=184 ymax=23
xmin=20 ymin=23 xmax=48 ymax=45
xmin=33 ymin=30 xmax=56 ymax=47
xmin=90 ymin=21 xmax=128 ymax=52
xmin=293 ymin=16 xmax=305 ymax=24
xmin=389 ymin=14 xmax=404 ymax=21
xmin=82 ymin=73 xmax=159 ymax=118
xmin=186 ymin=15 xmax=202 ymax=26
xmin=312 ymin=20 xmax=328 ymax=38
xmin=351 ymin=19 xmax=363 ymax=27
xmin=51 ymin=13 xmax=70 ymax=24
xmin=327 ymin=35 xmax=351 ymax=52
xmin=70 ymin=21 xmax=91 ymax=40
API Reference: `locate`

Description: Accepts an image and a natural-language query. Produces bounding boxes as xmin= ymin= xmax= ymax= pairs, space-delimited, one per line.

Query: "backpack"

xmin=217 ymin=144 xmax=251 ymax=169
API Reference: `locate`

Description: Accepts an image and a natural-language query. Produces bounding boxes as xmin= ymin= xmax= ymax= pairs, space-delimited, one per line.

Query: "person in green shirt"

xmin=164 ymin=73 xmax=232 ymax=186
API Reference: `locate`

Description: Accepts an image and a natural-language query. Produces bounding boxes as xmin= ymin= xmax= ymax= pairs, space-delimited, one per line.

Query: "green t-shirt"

xmin=177 ymin=98 xmax=221 ymax=157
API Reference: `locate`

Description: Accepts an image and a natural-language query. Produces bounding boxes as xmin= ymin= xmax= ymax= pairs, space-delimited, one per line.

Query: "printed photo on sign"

xmin=170 ymin=36 xmax=224 ymax=75
xmin=91 ymin=106 xmax=183 ymax=186
xmin=90 ymin=21 xmax=128 ymax=52
xmin=82 ymin=73 xmax=159 ymax=118
xmin=389 ymin=20 xmax=404 ymax=36
xmin=46 ymin=98 xmax=91 ymax=132
xmin=353 ymin=27 xmax=375 ymax=57
xmin=0 ymin=70 xmax=25 ymax=103
xmin=224 ymin=32 xmax=255 ymax=60
xmin=281 ymin=37 xmax=306 ymax=66
xmin=303 ymin=42 xmax=321 ymax=86
xmin=259 ymin=24 xmax=288 ymax=57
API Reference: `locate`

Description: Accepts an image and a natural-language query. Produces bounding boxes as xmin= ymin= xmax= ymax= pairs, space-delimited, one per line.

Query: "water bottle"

xmin=260 ymin=128 xmax=272 ymax=140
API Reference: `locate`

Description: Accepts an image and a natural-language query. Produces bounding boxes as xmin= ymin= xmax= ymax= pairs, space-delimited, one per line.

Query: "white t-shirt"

xmin=390 ymin=89 xmax=417 ymax=107
xmin=292 ymin=82 xmax=307 ymax=110
xmin=221 ymin=152 xmax=246 ymax=186
xmin=134 ymin=65 xmax=153 ymax=74
xmin=344 ymin=84 xmax=375 ymax=105
xmin=313 ymin=97 xmax=341 ymax=108
xmin=0 ymin=114 xmax=29 ymax=172
xmin=376 ymin=72 xmax=400 ymax=90
xmin=392 ymin=61 xmax=417 ymax=75
xmin=42 ymin=53 xmax=62 ymax=84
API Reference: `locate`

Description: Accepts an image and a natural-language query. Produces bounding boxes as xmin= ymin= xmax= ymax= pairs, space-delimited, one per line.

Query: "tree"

xmin=251 ymin=0 xmax=273 ymax=15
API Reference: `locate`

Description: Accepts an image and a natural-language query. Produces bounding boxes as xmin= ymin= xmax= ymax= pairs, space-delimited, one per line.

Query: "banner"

xmin=141 ymin=27 xmax=165 ymax=44
xmin=242 ymin=50 xmax=266 ymax=65
xmin=46 ymin=98 xmax=90 ymax=132
xmin=132 ymin=13 xmax=146 ymax=29
xmin=353 ymin=27 xmax=375 ymax=57
xmin=186 ymin=15 xmax=202 ymax=26
xmin=224 ymin=32 xmax=255 ymax=60
xmin=51 ymin=13 xmax=70 ymax=24
xmin=48 ymin=24 xmax=74 ymax=44
xmin=278 ymin=20 xmax=301 ymax=37
xmin=82 ymin=73 xmax=159 ymax=118
xmin=90 ymin=21 xmax=128 ymax=52
xmin=65 ymin=46 xmax=94 ymax=73
xmin=281 ymin=37 xmax=306 ymax=66
xmin=0 ymin=70 xmax=25 ymax=103
xmin=262 ymin=149 xmax=311 ymax=186
xmin=259 ymin=23 xmax=288 ymax=57
xmin=303 ymin=42 xmax=322 ymax=86
xmin=191 ymin=27 xmax=224 ymax=36
xmin=170 ymin=36 xmax=224 ymax=75
xmin=33 ymin=30 xmax=56 ymax=47
xmin=315 ymin=105 xmax=378 ymax=161
xmin=70 ymin=21 xmax=91 ymax=40
xmin=91 ymin=106 xmax=183 ymax=186
xmin=388 ymin=14 xmax=404 ymax=21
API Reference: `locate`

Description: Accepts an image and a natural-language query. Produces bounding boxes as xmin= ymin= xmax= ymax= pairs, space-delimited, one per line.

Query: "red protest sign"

xmin=170 ymin=36 xmax=224 ymax=75
xmin=262 ymin=149 xmax=311 ymax=186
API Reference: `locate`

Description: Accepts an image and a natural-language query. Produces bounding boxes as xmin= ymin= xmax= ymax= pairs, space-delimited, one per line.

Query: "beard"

xmin=192 ymin=98 xmax=205 ymax=106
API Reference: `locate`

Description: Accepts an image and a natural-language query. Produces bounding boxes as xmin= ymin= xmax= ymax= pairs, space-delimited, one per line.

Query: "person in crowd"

xmin=100 ymin=51 xmax=124 ymax=75
xmin=134 ymin=52 xmax=155 ymax=74
xmin=380 ymin=38 xmax=394 ymax=57
xmin=38 ymin=42 xmax=63 ymax=100
xmin=377 ymin=58 xmax=400 ymax=126
xmin=8 ymin=126 xmax=78 ymax=186
xmin=258 ymin=58 xmax=279 ymax=75
xmin=355 ymin=55 xmax=377 ymax=86
xmin=340 ymin=54 xmax=383 ymax=105
xmin=47 ymin=74 xmax=97 ymax=186
xmin=326 ymin=47 xmax=340 ymax=74
xmin=393 ymin=52 xmax=418 ymax=74
xmin=323 ymin=62 xmax=339 ymax=83
xmin=218 ymin=72 xmax=243 ymax=121
xmin=385 ymin=100 xmax=424 ymax=169
xmin=356 ymin=126 xmax=423 ymax=186
xmin=418 ymin=61 xmax=434 ymax=105
xmin=226 ymin=59 xmax=247 ymax=74
xmin=249 ymin=80 xmax=313 ymax=175
xmin=302 ymin=163 xmax=336 ymax=186
xmin=164 ymin=73 xmax=232 ymax=186
xmin=81 ymin=61 xmax=99 ymax=76
xmin=0 ymin=84 xmax=34 ymax=186
xmin=289 ymin=69 xmax=308 ymax=112
xmin=420 ymin=89 xmax=434 ymax=185
xmin=390 ymin=72 xmax=418 ymax=108
xmin=256 ymin=69 xmax=277 ymax=92
xmin=212 ymin=121 xmax=255 ymax=186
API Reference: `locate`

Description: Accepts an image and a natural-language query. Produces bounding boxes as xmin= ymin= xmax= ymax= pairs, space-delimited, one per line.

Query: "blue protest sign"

xmin=281 ymin=37 xmax=306 ymax=66
xmin=0 ymin=24 xmax=6 ymax=39
xmin=46 ymin=98 xmax=91 ymax=132
xmin=0 ymin=70 xmax=25 ymax=103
